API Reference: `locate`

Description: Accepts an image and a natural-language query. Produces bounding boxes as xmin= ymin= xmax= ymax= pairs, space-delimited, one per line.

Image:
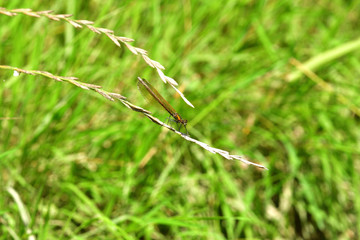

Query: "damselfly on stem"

xmin=137 ymin=77 xmax=188 ymax=135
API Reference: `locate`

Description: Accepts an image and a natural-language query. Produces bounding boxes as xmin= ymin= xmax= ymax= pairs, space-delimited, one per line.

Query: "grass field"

xmin=1 ymin=1 xmax=360 ymax=239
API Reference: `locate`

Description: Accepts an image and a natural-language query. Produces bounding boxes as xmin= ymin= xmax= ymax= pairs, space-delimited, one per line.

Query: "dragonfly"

xmin=137 ymin=77 xmax=188 ymax=135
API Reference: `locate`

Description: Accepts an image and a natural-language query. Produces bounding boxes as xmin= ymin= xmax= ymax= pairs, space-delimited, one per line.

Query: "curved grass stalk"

xmin=0 ymin=65 xmax=267 ymax=169
xmin=0 ymin=7 xmax=194 ymax=108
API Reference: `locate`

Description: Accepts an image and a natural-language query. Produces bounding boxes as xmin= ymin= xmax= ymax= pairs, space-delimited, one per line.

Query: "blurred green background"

xmin=1 ymin=0 xmax=359 ymax=239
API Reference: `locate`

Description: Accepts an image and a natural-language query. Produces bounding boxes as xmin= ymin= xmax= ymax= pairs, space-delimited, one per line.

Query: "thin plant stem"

xmin=0 ymin=7 xmax=194 ymax=108
xmin=286 ymin=38 xmax=360 ymax=82
xmin=0 ymin=65 xmax=267 ymax=169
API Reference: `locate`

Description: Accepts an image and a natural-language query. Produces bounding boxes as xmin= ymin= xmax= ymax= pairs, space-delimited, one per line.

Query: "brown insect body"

xmin=137 ymin=77 xmax=188 ymax=134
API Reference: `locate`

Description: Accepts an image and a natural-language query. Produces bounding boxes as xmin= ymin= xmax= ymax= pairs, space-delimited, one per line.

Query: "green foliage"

xmin=1 ymin=0 xmax=359 ymax=239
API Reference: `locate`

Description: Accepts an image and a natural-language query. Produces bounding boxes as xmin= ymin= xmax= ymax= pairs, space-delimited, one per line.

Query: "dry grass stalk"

xmin=290 ymin=58 xmax=360 ymax=118
xmin=7 ymin=187 xmax=36 ymax=240
xmin=0 ymin=7 xmax=194 ymax=108
xmin=0 ymin=65 xmax=267 ymax=169
xmin=0 ymin=65 xmax=125 ymax=101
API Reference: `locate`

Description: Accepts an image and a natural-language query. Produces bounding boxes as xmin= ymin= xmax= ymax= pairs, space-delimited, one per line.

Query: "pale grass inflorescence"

xmin=0 ymin=7 xmax=193 ymax=108
xmin=0 ymin=8 xmax=267 ymax=169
